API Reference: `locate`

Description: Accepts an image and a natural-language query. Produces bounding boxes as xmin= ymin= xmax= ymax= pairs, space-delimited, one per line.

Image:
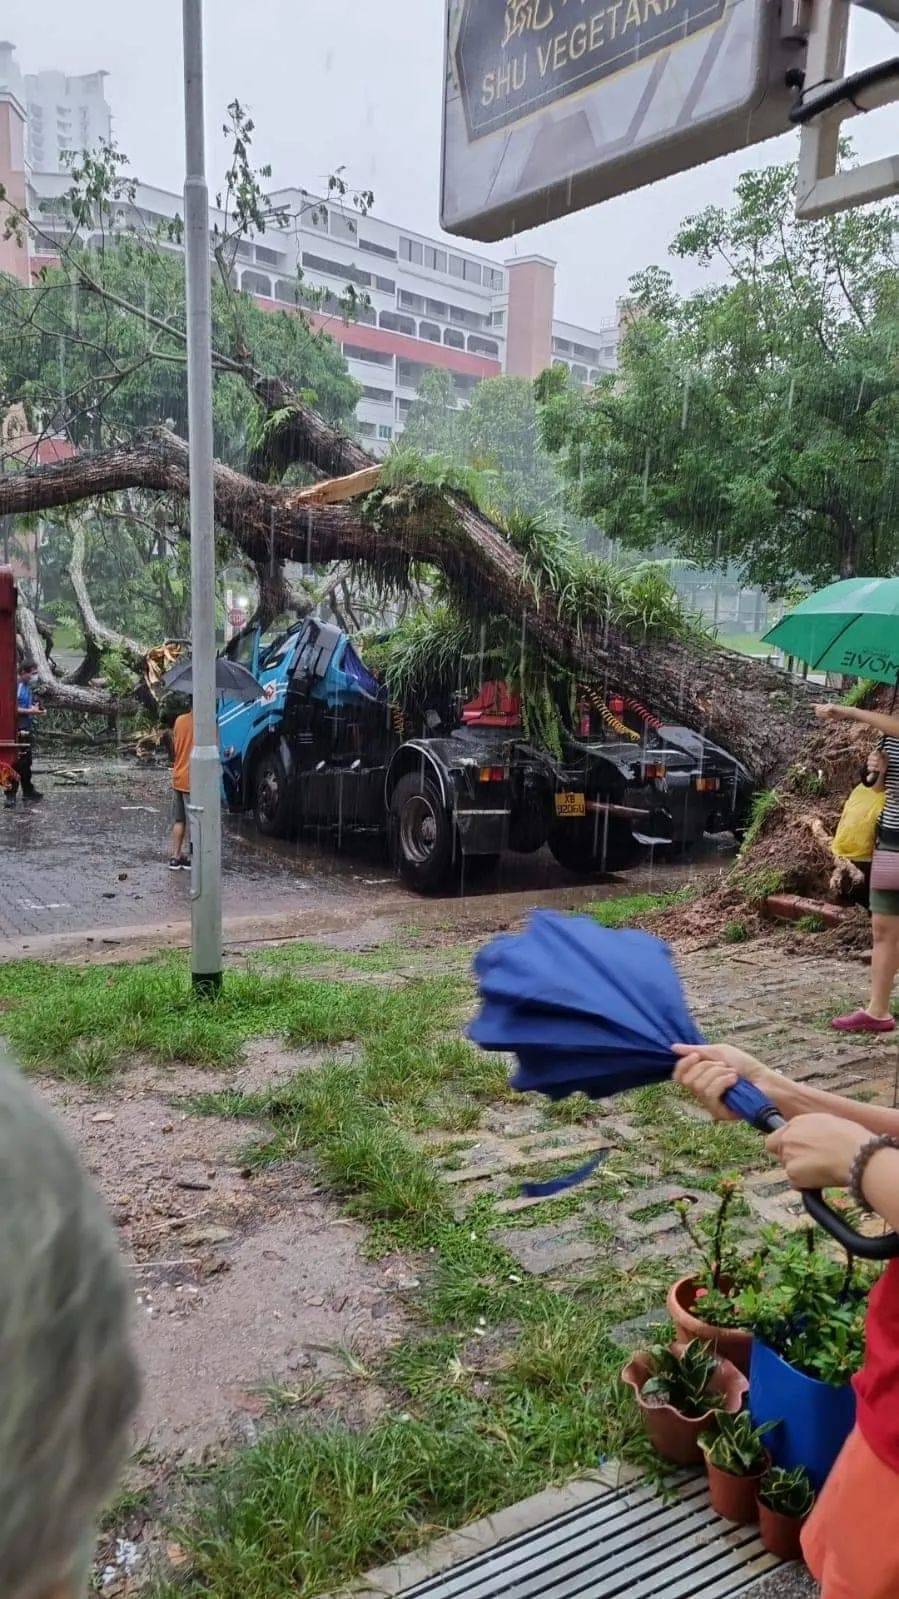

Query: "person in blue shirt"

xmin=15 ymin=664 xmax=44 ymax=803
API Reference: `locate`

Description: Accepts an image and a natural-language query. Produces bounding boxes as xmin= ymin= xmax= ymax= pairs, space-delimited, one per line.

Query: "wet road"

xmin=0 ymin=758 xmax=735 ymax=946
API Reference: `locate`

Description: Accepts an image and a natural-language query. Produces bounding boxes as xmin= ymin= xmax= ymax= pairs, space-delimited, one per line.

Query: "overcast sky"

xmin=4 ymin=1 xmax=894 ymax=326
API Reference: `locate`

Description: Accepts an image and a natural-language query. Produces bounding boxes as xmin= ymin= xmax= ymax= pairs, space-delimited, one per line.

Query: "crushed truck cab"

xmin=216 ymin=619 xmax=643 ymax=891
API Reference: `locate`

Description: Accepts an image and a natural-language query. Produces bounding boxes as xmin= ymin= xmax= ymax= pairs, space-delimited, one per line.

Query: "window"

xmin=256 ymin=244 xmax=283 ymax=266
xmin=570 ymin=364 xmax=589 ymax=384
xmin=379 ymin=310 xmax=416 ymax=337
xmin=241 ymin=269 xmax=273 ymax=298
xmin=448 ymin=254 xmax=465 ymax=279
xmin=361 ymin=385 xmax=393 ymax=404
xmin=463 ymin=260 xmax=482 ymax=285
xmin=553 ymin=337 xmax=572 ymax=354
xmin=485 ymin=266 xmax=505 ymax=291
xmin=374 ymin=274 xmax=396 ymax=294
xmin=399 ymin=290 xmax=426 ymax=314
xmin=449 ymin=304 xmax=491 ymax=330
xmin=590 ymin=370 xmax=601 ymax=384
xmin=491 ymin=310 xmax=506 ymax=328
xmin=275 ymin=278 xmax=299 ymax=305
xmin=424 ymin=245 xmax=448 ymax=273
xmin=467 ymin=334 xmax=499 ymax=358
xmin=343 ymin=343 xmax=393 ymax=367
xmin=397 ymin=359 xmax=437 ymax=388
xmin=443 ymin=328 xmax=465 ymax=350
xmin=378 ymin=424 xmax=393 ymax=441
xmin=302 ymin=251 xmax=372 ymax=289
xmin=454 ymin=373 xmax=479 ymax=397
xmin=309 ymin=206 xmax=328 ymax=228
xmin=234 ymin=240 xmax=254 ymax=260
xmin=357 ymin=420 xmax=377 ymax=437
xmin=359 ymin=236 xmax=397 ymax=260
xmin=399 ymin=237 xmax=423 ymax=265
xmin=396 ymin=397 xmax=414 ymax=418
xmin=426 ymin=298 xmax=448 ymax=320
xmin=573 ymin=342 xmax=600 ymax=363
xmin=354 ymin=304 xmax=377 ymax=326
xmin=419 ymin=321 xmax=441 ymax=344
xmin=330 ymin=210 xmax=358 ymax=243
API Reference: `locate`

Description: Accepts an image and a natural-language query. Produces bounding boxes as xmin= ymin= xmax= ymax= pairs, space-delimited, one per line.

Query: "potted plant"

xmin=700 ymin=1411 xmax=775 ymax=1525
xmin=621 ymin=1338 xmax=747 ymax=1466
xmin=757 ymin=1466 xmax=816 ymax=1561
xmin=737 ymin=1227 xmax=874 ymax=1489
xmin=667 ymin=1179 xmax=755 ymax=1373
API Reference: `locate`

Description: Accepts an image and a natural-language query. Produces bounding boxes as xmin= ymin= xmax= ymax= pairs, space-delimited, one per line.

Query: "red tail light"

xmin=643 ymin=763 xmax=666 ymax=781
xmin=695 ymin=776 xmax=720 ymax=793
xmin=479 ymin=766 xmax=507 ymax=783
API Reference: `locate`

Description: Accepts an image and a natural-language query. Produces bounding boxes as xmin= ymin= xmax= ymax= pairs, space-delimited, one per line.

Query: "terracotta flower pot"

xmin=757 ymin=1499 xmax=809 ymax=1562
xmin=667 ymin=1275 xmax=753 ymax=1376
xmin=621 ymin=1341 xmax=748 ymax=1467
xmin=705 ymin=1458 xmax=766 ymax=1525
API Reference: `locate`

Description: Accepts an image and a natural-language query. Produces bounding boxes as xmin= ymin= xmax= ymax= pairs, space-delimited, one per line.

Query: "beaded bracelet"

xmin=849 ymin=1134 xmax=899 ymax=1213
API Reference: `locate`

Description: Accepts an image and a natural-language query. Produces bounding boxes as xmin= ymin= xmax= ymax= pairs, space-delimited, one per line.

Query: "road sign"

xmin=441 ymin=0 xmax=807 ymax=239
xmin=228 ymin=608 xmax=247 ymax=628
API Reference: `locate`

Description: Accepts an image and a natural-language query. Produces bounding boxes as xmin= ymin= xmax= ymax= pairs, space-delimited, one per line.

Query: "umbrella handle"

xmin=722 ymin=1079 xmax=899 ymax=1261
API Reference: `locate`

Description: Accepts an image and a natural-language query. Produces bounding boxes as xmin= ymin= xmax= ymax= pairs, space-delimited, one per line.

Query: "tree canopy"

xmin=538 ymin=162 xmax=899 ymax=595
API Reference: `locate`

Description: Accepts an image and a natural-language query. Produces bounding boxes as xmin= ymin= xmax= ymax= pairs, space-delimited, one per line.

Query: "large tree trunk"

xmin=0 ymin=426 xmax=818 ymax=778
xmin=68 ymin=519 xmax=148 ymax=667
xmin=16 ymin=602 xmax=137 ymax=715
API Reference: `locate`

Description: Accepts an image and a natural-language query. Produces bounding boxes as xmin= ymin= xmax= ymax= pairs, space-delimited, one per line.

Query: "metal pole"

xmin=182 ymin=0 xmax=222 ymax=992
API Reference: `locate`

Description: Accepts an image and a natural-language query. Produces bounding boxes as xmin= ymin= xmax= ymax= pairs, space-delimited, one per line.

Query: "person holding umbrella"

xmin=763 ymin=580 xmax=899 ymax=1032
xmin=816 ymin=699 xmax=899 ymax=1033
xmin=160 ymin=653 xmax=260 ymax=873
xmin=673 ymin=1039 xmax=899 ymax=1599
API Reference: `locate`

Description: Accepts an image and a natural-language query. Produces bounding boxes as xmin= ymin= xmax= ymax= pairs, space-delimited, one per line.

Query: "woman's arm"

xmin=672 ymin=1043 xmax=899 ymax=1138
xmin=816 ymin=703 xmax=899 ymax=739
xmin=766 ymin=1116 xmax=899 ymax=1229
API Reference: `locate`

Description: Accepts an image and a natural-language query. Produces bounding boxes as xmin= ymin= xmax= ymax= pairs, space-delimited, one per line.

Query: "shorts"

xmin=802 ymin=1428 xmax=899 ymax=1599
xmin=869 ymin=846 xmax=899 ymax=918
xmin=171 ymin=789 xmax=188 ymax=825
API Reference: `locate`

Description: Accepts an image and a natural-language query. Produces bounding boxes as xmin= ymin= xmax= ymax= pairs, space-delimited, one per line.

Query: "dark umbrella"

xmin=470 ymin=912 xmax=897 ymax=1257
xmin=162 ymin=656 xmax=262 ymax=702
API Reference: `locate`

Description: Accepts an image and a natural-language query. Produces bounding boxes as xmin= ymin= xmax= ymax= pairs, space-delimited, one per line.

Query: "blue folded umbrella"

xmin=470 ymin=912 xmax=704 ymax=1194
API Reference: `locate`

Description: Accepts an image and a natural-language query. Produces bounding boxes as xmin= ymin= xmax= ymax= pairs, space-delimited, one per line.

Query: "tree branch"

xmin=0 ymin=425 xmax=818 ymax=775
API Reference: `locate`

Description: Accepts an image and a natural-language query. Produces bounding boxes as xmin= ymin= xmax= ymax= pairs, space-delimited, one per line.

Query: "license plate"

xmin=555 ymin=791 xmax=586 ymax=819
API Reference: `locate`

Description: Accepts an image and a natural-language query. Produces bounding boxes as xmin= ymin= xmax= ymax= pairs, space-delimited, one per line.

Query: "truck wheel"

xmin=253 ymin=750 xmax=292 ymax=838
xmin=389 ymin=773 xmax=455 ymax=892
xmin=549 ymin=818 xmax=637 ymax=875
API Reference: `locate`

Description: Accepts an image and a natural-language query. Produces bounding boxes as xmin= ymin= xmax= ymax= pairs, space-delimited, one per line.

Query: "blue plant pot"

xmin=749 ymin=1339 xmax=856 ymax=1491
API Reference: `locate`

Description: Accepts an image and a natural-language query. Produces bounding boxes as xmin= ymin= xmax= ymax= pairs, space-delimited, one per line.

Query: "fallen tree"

xmin=0 ymin=421 xmax=820 ymax=779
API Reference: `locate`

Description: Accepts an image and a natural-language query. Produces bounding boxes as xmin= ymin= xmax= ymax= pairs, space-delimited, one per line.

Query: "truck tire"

xmin=253 ymin=749 xmax=292 ymax=838
xmin=389 ymin=773 xmax=455 ymax=892
xmin=549 ymin=817 xmax=637 ymax=875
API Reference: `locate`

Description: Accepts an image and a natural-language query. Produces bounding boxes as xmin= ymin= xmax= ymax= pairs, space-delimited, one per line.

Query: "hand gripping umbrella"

xmin=471 ymin=912 xmax=899 ymax=1260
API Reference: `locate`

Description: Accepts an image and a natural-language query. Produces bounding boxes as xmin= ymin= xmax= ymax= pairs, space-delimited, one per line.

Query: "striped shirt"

xmin=881 ymin=736 xmax=899 ymax=831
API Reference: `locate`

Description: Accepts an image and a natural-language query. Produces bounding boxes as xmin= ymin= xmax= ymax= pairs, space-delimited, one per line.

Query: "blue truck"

xmin=214 ymin=616 xmax=681 ymax=890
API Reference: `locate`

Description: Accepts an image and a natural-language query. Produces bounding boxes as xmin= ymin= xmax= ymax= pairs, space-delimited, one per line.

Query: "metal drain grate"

xmin=396 ymin=1476 xmax=780 ymax=1599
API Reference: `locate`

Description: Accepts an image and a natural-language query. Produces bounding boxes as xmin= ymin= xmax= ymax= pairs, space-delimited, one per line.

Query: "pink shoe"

xmin=831 ymin=1009 xmax=896 ymax=1034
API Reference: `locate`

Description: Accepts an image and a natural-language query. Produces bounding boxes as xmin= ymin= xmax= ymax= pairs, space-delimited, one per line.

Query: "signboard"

xmin=441 ymin=0 xmax=805 ymax=239
xmin=228 ymin=608 xmax=247 ymax=628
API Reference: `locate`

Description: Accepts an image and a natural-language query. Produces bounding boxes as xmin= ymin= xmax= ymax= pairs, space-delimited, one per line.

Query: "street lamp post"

xmin=182 ymin=0 xmax=222 ymax=992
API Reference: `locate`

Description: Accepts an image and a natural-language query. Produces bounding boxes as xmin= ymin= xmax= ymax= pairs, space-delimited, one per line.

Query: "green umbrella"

xmin=763 ymin=578 xmax=899 ymax=683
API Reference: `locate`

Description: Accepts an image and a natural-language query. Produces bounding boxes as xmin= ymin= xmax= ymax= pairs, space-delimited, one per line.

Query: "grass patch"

xmin=738 ymin=789 xmax=780 ymax=855
xmin=628 ymin=1083 xmax=762 ymax=1175
xmin=0 ymin=957 xmax=465 ymax=1080
xmin=153 ymin=1214 xmax=653 ymax=1599
xmin=587 ymin=888 xmax=695 ymax=929
xmin=723 ymin=920 xmax=750 ymax=944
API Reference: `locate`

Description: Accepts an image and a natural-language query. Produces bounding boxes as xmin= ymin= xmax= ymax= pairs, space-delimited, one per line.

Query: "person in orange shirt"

xmin=169 ymin=706 xmax=194 ymax=871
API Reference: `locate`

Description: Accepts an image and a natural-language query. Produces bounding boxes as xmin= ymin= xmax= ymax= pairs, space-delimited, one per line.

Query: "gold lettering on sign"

xmin=623 ymin=0 xmax=642 ymax=30
xmin=569 ymin=19 xmax=588 ymax=56
xmin=502 ymin=0 xmax=559 ymax=47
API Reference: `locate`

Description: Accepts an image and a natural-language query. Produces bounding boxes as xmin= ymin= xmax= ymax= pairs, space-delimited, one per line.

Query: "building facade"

xmin=0 ymin=44 xmax=622 ymax=456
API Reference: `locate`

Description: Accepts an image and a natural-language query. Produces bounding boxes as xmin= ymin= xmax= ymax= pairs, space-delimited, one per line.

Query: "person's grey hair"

xmin=0 ymin=1054 xmax=139 ymax=1599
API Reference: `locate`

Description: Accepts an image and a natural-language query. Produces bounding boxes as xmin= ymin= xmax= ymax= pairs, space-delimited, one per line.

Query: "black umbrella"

xmin=162 ymin=656 xmax=262 ymax=702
